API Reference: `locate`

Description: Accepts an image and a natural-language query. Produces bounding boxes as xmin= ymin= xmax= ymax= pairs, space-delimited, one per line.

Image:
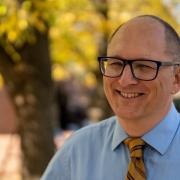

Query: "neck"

xmin=118 ymin=104 xmax=172 ymax=137
xmin=119 ymin=119 xmax=156 ymax=137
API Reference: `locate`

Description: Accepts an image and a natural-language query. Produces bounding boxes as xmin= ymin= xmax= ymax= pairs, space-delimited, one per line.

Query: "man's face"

xmin=104 ymin=18 xmax=180 ymax=123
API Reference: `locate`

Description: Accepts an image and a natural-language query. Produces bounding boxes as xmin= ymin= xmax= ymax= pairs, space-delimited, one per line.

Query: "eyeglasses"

xmin=98 ymin=56 xmax=180 ymax=81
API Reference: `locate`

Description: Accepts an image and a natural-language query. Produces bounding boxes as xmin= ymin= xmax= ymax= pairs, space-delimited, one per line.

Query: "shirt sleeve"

xmin=40 ymin=146 xmax=70 ymax=180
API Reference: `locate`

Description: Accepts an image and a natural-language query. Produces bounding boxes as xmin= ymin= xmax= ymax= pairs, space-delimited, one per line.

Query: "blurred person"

xmin=41 ymin=15 xmax=180 ymax=180
xmin=173 ymin=91 xmax=180 ymax=112
xmin=55 ymin=76 xmax=88 ymax=132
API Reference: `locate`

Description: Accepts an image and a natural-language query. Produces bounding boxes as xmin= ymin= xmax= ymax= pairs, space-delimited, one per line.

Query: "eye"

xmin=107 ymin=60 xmax=124 ymax=67
xmin=134 ymin=61 xmax=156 ymax=70
xmin=137 ymin=64 xmax=152 ymax=69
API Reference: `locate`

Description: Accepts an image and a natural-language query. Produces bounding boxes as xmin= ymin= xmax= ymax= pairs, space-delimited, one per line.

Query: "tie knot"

xmin=124 ymin=138 xmax=145 ymax=158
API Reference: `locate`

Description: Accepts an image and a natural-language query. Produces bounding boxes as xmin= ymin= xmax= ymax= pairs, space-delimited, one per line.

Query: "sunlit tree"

xmin=0 ymin=0 xmax=57 ymax=179
xmin=0 ymin=0 xmax=179 ymax=179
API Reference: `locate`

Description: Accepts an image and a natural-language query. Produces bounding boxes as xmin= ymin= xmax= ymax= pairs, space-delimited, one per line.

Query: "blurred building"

xmin=0 ymin=87 xmax=17 ymax=133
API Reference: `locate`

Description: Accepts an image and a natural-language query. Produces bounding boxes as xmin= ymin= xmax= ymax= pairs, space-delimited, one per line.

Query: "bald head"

xmin=108 ymin=15 xmax=180 ymax=61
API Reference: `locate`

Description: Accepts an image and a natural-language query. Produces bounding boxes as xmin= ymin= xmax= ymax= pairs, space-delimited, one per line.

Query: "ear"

xmin=172 ymin=67 xmax=180 ymax=95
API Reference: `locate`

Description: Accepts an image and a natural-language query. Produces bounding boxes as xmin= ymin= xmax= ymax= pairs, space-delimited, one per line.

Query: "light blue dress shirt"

xmin=41 ymin=104 xmax=180 ymax=180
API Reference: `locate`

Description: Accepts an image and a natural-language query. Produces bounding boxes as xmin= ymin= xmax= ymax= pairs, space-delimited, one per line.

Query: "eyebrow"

xmin=106 ymin=55 xmax=157 ymax=61
xmin=105 ymin=56 xmax=176 ymax=63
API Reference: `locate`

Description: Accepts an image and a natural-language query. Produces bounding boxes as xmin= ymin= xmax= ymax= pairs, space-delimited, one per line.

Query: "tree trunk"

xmin=90 ymin=0 xmax=113 ymax=119
xmin=0 ymin=30 xmax=55 ymax=179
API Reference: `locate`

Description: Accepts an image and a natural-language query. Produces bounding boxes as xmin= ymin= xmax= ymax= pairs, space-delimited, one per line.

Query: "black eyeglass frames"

xmin=98 ymin=56 xmax=180 ymax=81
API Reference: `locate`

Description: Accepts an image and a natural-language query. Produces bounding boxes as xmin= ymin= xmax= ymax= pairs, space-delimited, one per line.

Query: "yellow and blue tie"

xmin=124 ymin=138 xmax=146 ymax=180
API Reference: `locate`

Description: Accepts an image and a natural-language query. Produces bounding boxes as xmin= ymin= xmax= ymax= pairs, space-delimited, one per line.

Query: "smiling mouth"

xmin=116 ymin=90 xmax=144 ymax=98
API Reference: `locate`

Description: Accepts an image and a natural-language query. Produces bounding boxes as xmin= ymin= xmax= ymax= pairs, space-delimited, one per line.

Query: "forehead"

xmin=108 ymin=17 xmax=167 ymax=59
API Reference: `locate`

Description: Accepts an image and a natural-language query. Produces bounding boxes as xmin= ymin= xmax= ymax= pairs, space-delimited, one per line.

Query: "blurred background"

xmin=0 ymin=0 xmax=180 ymax=179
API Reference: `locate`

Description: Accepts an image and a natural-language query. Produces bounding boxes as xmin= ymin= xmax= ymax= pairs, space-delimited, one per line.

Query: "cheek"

xmin=160 ymin=70 xmax=175 ymax=93
xmin=103 ymin=78 xmax=111 ymax=96
xmin=154 ymin=77 xmax=173 ymax=101
xmin=103 ymin=78 xmax=115 ymax=101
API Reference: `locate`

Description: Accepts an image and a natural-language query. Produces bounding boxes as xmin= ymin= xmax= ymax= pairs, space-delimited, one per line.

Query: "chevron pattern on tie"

xmin=124 ymin=138 xmax=146 ymax=180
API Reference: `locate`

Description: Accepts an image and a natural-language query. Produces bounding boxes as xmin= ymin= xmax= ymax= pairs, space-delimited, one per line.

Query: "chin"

xmin=115 ymin=109 xmax=142 ymax=120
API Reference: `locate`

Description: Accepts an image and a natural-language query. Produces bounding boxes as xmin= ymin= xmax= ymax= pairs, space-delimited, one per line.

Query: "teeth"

xmin=120 ymin=92 xmax=140 ymax=98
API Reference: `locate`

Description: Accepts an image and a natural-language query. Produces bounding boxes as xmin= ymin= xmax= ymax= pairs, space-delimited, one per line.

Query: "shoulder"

xmin=60 ymin=116 xmax=117 ymax=152
xmin=41 ymin=117 xmax=117 ymax=179
xmin=73 ymin=116 xmax=116 ymax=137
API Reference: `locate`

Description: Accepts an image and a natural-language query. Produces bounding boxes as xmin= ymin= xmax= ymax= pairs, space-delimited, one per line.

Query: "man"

xmin=41 ymin=15 xmax=180 ymax=180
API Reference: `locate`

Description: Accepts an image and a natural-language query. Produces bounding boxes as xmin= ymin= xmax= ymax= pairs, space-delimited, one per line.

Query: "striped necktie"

xmin=124 ymin=138 xmax=146 ymax=180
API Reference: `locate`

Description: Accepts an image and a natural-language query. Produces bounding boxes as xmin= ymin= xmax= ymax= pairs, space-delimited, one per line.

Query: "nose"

xmin=117 ymin=65 xmax=138 ymax=87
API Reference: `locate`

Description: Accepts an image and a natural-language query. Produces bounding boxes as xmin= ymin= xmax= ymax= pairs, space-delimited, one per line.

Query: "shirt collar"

xmin=111 ymin=104 xmax=180 ymax=154
xmin=112 ymin=117 xmax=128 ymax=151
xmin=142 ymin=104 xmax=180 ymax=155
